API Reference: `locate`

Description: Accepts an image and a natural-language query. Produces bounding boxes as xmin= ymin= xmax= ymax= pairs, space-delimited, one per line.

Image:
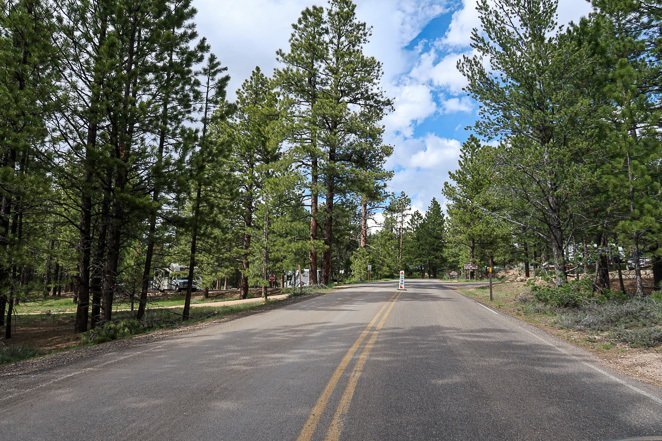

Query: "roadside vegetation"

xmin=458 ymin=281 xmax=662 ymax=350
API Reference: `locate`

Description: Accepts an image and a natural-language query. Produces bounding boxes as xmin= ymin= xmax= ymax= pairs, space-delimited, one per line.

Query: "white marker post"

xmin=398 ymin=270 xmax=405 ymax=290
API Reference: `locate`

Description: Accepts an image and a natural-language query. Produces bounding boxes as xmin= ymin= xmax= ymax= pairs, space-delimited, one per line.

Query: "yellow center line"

xmin=323 ymin=292 xmax=401 ymax=441
xmin=296 ymin=292 xmax=399 ymax=441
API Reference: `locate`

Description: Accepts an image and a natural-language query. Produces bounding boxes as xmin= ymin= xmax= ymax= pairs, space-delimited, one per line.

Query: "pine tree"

xmin=459 ymin=0 xmax=603 ymax=286
xmin=182 ymin=53 xmax=231 ymax=321
xmin=317 ymin=0 xmax=392 ymax=284
xmin=275 ymin=5 xmax=327 ymax=285
xmin=277 ymin=0 xmax=392 ymax=284
xmin=420 ymin=198 xmax=446 ymax=278
xmin=223 ymin=67 xmax=281 ymax=299
xmin=0 ymin=0 xmax=59 ymax=337
xmin=137 ymin=0 xmax=204 ymax=319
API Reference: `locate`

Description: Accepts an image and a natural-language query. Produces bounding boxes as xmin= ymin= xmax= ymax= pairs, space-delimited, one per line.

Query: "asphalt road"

xmin=1 ymin=280 xmax=660 ymax=441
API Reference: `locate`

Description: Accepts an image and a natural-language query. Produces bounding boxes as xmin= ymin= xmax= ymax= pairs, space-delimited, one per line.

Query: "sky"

xmin=193 ymin=0 xmax=594 ymax=214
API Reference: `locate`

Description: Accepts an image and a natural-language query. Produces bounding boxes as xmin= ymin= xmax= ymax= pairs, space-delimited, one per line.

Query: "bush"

xmin=611 ymin=327 xmax=662 ymax=348
xmin=0 ymin=345 xmax=40 ymax=364
xmin=81 ymin=319 xmax=145 ymax=344
xmin=558 ymin=298 xmax=661 ymax=332
xmin=596 ymin=289 xmax=629 ymax=303
xmin=350 ymin=248 xmax=370 ymax=282
xmin=531 ymin=279 xmax=595 ymax=308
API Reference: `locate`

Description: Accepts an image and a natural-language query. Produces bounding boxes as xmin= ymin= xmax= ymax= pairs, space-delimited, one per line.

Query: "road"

xmin=1 ymin=280 xmax=660 ymax=440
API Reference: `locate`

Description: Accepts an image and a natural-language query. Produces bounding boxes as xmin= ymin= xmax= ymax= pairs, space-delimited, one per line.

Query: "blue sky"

xmin=194 ymin=0 xmax=593 ymax=214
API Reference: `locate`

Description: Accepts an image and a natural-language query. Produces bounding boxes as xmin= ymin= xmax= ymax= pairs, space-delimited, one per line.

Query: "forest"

xmin=0 ymin=0 xmax=659 ymax=342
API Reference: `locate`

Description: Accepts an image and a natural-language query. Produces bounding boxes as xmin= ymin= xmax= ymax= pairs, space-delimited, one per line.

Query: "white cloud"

xmin=384 ymin=83 xmax=437 ymax=136
xmin=439 ymin=0 xmax=479 ymax=48
xmin=410 ymin=51 xmax=469 ymax=95
xmin=193 ymin=0 xmax=317 ymax=97
xmin=438 ymin=0 xmax=594 ymax=50
xmin=194 ymin=0 xmax=450 ymax=98
xmin=384 ymin=133 xmax=461 ymax=212
xmin=441 ymin=96 xmax=473 ymax=114
xmin=409 ymin=135 xmax=461 ymax=169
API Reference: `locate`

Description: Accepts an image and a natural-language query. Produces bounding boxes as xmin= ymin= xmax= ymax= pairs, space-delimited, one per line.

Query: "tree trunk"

xmin=594 ymin=233 xmax=610 ymax=291
xmin=241 ymin=222 xmax=252 ymax=300
xmin=322 ymin=173 xmax=334 ymax=285
xmin=523 ymin=241 xmax=530 ymax=278
xmin=102 ymin=13 xmax=141 ymax=323
xmin=74 ymin=6 xmax=109 ymax=333
xmin=138 ymin=211 xmax=158 ymax=319
xmin=551 ymin=237 xmax=567 ymax=287
xmin=4 ymin=289 xmax=14 ymax=339
xmin=632 ymin=238 xmax=645 ymax=296
xmin=309 ymin=157 xmax=319 ymax=285
xmin=90 ymin=179 xmax=110 ymax=329
xmin=52 ymin=262 xmax=60 ymax=296
xmin=469 ymin=239 xmax=475 ymax=280
xmin=653 ymin=253 xmax=662 ymax=292
xmin=183 ymin=182 xmax=202 ymax=321
xmin=617 ymin=262 xmax=626 ymax=294
xmin=43 ymin=238 xmax=54 ymax=297
xmin=75 ymin=175 xmax=92 ymax=331
xmin=261 ymin=208 xmax=269 ymax=300
xmin=240 ymin=188 xmax=254 ymax=300
xmin=0 ymin=295 xmax=5 ymax=327
xmin=359 ymin=196 xmax=368 ymax=249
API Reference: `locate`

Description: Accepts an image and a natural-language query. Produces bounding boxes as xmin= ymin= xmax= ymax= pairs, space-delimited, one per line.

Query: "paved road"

xmin=1 ymin=280 xmax=660 ymax=440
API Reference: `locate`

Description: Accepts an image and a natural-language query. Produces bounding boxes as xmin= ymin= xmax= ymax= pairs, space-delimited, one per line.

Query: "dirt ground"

xmin=534 ymin=323 xmax=662 ymax=388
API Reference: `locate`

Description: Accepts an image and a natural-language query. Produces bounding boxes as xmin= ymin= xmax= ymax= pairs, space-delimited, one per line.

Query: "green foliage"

xmin=0 ymin=345 xmax=40 ymax=364
xmin=350 ymin=247 xmax=370 ymax=281
xmin=81 ymin=319 xmax=145 ymax=345
xmin=532 ymin=279 xmax=596 ymax=308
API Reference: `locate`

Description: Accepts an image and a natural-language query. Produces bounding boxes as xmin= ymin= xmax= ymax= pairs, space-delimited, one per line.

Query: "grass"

xmin=456 ymin=281 xmax=662 ymax=350
xmin=12 ymin=292 xmax=265 ymax=315
xmin=0 ymin=344 xmax=40 ymax=364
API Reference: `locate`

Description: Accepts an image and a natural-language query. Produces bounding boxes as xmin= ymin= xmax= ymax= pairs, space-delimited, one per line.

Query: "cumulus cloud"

xmin=439 ymin=0 xmax=479 ymax=48
xmin=409 ymin=135 xmax=461 ymax=169
xmin=438 ymin=0 xmax=594 ymax=49
xmin=384 ymin=83 xmax=437 ymax=136
xmin=410 ymin=51 xmax=469 ymax=95
xmin=193 ymin=0 xmax=450 ymax=98
xmin=441 ymin=96 xmax=473 ymax=114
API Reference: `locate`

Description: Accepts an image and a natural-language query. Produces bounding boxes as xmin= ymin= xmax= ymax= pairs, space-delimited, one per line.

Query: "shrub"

xmin=81 ymin=319 xmax=145 ymax=345
xmin=0 ymin=345 xmax=40 ymax=364
xmin=558 ymin=298 xmax=661 ymax=332
xmin=531 ymin=278 xmax=594 ymax=308
xmin=610 ymin=327 xmax=662 ymax=348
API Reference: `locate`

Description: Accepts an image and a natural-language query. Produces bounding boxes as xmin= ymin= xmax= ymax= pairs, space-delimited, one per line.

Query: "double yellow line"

xmin=297 ymin=292 xmax=401 ymax=441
